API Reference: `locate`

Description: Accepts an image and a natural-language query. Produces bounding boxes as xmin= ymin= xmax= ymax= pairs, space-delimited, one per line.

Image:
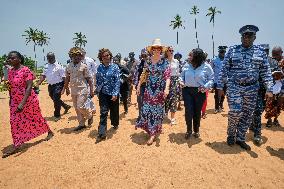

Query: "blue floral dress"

xmin=136 ymin=59 xmax=170 ymax=136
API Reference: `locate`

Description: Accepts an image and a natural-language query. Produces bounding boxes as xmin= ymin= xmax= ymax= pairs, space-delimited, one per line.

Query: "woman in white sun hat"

xmin=136 ymin=38 xmax=171 ymax=145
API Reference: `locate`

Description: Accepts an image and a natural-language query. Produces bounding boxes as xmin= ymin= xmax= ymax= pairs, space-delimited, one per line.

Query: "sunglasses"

xmin=102 ymin=54 xmax=110 ymax=57
xmin=168 ymin=50 xmax=174 ymax=52
xmin=152 ymin=48 xmax=161 ymax=51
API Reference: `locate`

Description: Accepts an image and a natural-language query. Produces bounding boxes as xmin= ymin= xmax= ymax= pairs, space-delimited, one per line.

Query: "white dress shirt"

xmin=84 ymin=57 xmax=98 ymax=77
xmin=43 ymin=61 xmax=65 ymax=85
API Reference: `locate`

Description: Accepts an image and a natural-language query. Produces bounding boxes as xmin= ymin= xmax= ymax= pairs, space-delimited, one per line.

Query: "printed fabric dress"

xmin=136 ymin=59 xmax=170 ymax=136
xmin=8 ymin=66 xmax=50 ymax=147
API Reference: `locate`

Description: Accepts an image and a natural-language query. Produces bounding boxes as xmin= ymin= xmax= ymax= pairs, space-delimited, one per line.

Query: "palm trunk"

xmin=176 ymin=31 xmax=179 ymax=45
xmin=212 ymin=21 xmax=215 ymax=57
xmin=43 ymin=48 xmax=45 ymax=61
xmin=34 ymin=44 xmax=37 ymax=71
xmin=195 ymin=19 xmax=199 ymax=48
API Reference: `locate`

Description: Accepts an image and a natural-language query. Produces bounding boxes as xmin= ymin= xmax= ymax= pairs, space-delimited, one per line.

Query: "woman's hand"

xmin=136 ymin=86 xmax=141 ymax=95
xmin=111 ymin=96 xmax=117 ymax=101
xmin=16 ymin=103 xmax=24 ymax=112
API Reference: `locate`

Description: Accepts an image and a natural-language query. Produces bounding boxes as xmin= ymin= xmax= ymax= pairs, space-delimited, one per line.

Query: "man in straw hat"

xmin=217 ymin=25 xmax=274 ymax=150
xmin=62 ymin=47 xmax=95 ymax=131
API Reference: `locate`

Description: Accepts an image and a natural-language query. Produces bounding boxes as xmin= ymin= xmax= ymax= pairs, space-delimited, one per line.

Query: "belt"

xmin=237 ymin=80 xmax=257 ymax=86
xmin=49 ymin=81 xmax=64 ymax=86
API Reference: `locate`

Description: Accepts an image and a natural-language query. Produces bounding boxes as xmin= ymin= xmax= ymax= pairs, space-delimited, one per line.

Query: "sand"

xmin=0 ymin=85 xmax=283 ymax=189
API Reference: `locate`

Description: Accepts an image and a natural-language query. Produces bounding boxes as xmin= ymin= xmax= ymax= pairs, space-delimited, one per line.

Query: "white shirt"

xmin=84 ymin=57 xmax=98 ymax=77
xmin=169 ymin=58 xmax=180 ymax=76
xmin=43 ymin=61 xmax=65 ymax=85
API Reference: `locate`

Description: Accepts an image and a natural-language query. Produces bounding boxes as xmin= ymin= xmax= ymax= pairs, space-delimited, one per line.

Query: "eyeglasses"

xmin=152 ymin=48 xmax=161 ymax=52
xmin=102 ymin=54 xmax=110 ymax=58
xmin=168 ymin=50 xmax=174 ymax=52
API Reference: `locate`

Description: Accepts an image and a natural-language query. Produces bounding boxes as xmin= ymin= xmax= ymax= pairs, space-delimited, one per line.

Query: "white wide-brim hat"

xmin=146 ymin=38 xmax=166 ymax=53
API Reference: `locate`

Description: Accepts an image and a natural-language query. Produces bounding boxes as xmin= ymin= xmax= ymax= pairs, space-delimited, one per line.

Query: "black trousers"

xmin=48 ymin=81 xmax=68 ymax=117
xmin=120 ymin=82 xmax=130 ymax=113
xmin=98 ymin=92 xmax=119 ymax=135
xmin=183 ymin=87 xmax=206 ymax=134
xmin=214 ymin=83 xmax=227 ymax=110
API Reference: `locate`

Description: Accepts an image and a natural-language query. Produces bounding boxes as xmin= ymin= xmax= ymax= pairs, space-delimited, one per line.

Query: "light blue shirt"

xmin=211 ymin=56 xmax=224 ymax=83
xmin=180 ymin=62 xmax=214 ymax=89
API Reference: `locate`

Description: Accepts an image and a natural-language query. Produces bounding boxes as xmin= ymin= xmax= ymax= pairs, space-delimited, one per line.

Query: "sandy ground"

xmin=0 ymin=85 xmax=283 ymax=189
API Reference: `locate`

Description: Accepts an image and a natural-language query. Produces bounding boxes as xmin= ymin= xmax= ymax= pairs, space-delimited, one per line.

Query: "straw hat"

xmin=146 ymin=38 xmax=166 ymax=53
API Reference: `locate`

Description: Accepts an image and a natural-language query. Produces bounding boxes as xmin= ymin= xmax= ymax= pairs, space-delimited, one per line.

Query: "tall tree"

xmin=38 ymin=30 xmax=50 ymax=62
xmin=170 ymin=14 xmax=185 ymax=48
xmin=22 ymin=27 xmax=39 ymax=70
xmin=206 ymin=6 xmax=221 ymax=57
xmin=190 ymin=5 xmax=200 ymax=48
xmin=73 ymin=32 xmax=87 ymax=48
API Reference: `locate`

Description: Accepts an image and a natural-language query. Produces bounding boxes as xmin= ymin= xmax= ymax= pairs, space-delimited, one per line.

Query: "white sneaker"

xmin=171 ymin=118 xmax=177 ymax=125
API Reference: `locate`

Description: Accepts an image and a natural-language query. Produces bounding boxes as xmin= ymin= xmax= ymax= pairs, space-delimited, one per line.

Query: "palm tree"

xmin=170 ymin=14 xmax=185 ymax=47
xmin=38 ymin=30 xmax=50 ymax=62
xmin=73 ymin=32 xmax=87 ymax=48
xmin=190 ymin=5 xmax=200 ymax=48
xmin=22 ymin=27 xmax=40 ymax=70
xmin=206 ymin=6 xmax=221 ymax=57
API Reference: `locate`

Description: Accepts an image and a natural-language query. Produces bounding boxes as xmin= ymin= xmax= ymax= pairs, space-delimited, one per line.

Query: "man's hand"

xmin=90 ymin=90 xmax=95 ymax=98
xmin=218 ymin=89 xmax=225 ymax=98
xmin=111 ymin=96 xmax=117 ymax=101
xmin=265 ymin=92 xmax=273 ymax=102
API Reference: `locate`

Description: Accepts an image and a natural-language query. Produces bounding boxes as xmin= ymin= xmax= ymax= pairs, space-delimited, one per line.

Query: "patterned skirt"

xmin=165 ymin=76 xmax=181 ymax=113
xmin=264 ymin=94 xmax=283 ymax=119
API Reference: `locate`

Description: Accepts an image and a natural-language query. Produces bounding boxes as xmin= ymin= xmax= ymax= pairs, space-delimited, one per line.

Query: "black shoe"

xmin=112 ymin=125 xmax=119 ymax=130
xmin=64 ymin=105 xmax=71 ymax=114
xmin=253 ymin=136 xmax=263 ymax=145
xmin=74 ymin=125 xmax=86 ymax=131
xmin=98 ymin=134 xmax=106 ymax=140
xmin=193 ymin=132 xmax=200 ymax=138
xmin=236 ymin=140 xmax=251 ymax=151
xmin=266 ymin=119 xmax=272 ymax=128
xmin=45 ymin=131 xmax=54 ymax=141
xmin=54 ymin=116 xmax=61 ymax=122
xmin=273 ymin=119 xmax=280 ymax=127
xmin=227 ymin=136 xmax=235 ymax=146
xmin=185 ymin=132 xmax=192 ymax=139
xmin=88 ymin=116 xmax=93 ymax=126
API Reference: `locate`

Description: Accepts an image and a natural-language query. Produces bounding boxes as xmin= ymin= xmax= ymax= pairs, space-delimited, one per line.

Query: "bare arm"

xmin=17 ymin=80 xmax=33 ymax=112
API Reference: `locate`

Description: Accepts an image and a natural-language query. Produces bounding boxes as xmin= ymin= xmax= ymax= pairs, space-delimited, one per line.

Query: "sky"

xmin=0 ymin=0 xmax=283 ymax=67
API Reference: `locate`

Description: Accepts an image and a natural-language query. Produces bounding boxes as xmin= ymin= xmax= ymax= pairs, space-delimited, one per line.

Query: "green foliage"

xmin=23 ymin=56 xmax=36 ymax=71
xmin=170 ymin=14 xmax=185 ymax=30
xmin=73 ymin=32 xmax=87 ymax=48
xmin=0 ymin=54 xmax=7 ymax=77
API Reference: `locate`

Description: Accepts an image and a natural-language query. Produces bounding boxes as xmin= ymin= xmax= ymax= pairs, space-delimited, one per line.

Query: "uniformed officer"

xmin=251 ymin=44 xmax=281 ymax=145
xmin=211 ymin=46 xmax=228 ymax=113
xmin=217 ymin=25 xmax=274 ymax=150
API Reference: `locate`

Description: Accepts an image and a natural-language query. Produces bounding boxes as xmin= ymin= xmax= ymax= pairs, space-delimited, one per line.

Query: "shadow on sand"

xmin=266 ymin=146 xmax=284 ymax=160
xmin=130 ymin=131 xmax=161 ymax=147
xmin=205 ymin=141 xmax=258 ymax=158
xmin=168 ymin=133 xmax=202 ymax=148
xmin=2 ymin=138 xmax=46 ymax=158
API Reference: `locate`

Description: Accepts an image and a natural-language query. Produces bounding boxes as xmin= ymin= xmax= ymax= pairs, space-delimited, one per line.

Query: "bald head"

xmin=47 ymin=52 xmax=56 ymax=64
xmin=272 ymin=46 xmax=283 ymax=61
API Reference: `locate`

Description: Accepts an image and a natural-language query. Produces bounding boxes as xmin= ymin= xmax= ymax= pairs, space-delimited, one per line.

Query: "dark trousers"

xmin=120 ymin=83 xmax=130 ymax=113
xmin=214 ymin=83 xmax=227 ymax=110
xmin=183 ymin=87 xmax=206 ymax=134
xmin=48 ymin=81 xmax=68 ymax=117
xmin=98 ymin=92 xmax=119 ymax=135
xmin=137 ymin=84 xmax=146 ymax=118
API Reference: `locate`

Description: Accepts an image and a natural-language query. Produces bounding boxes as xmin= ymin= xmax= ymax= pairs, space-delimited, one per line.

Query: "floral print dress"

xmin=136 ymin=59 xmax=170 ymax=136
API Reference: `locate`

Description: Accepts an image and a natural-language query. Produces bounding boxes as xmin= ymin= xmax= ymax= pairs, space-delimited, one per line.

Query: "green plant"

xmin=170 ymin=14 xmax=185 ymax=46
xmin=190 ymin=5 xmax=200 ymax=48
xmin=206 ymin=7 xmax=221 ymax=57
xmin=73 ymin=32 xmax=87 ymax=48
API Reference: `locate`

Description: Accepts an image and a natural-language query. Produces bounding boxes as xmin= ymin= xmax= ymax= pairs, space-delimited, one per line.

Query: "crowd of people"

xmin=2 ymin=24 xmax=284 ymax=157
